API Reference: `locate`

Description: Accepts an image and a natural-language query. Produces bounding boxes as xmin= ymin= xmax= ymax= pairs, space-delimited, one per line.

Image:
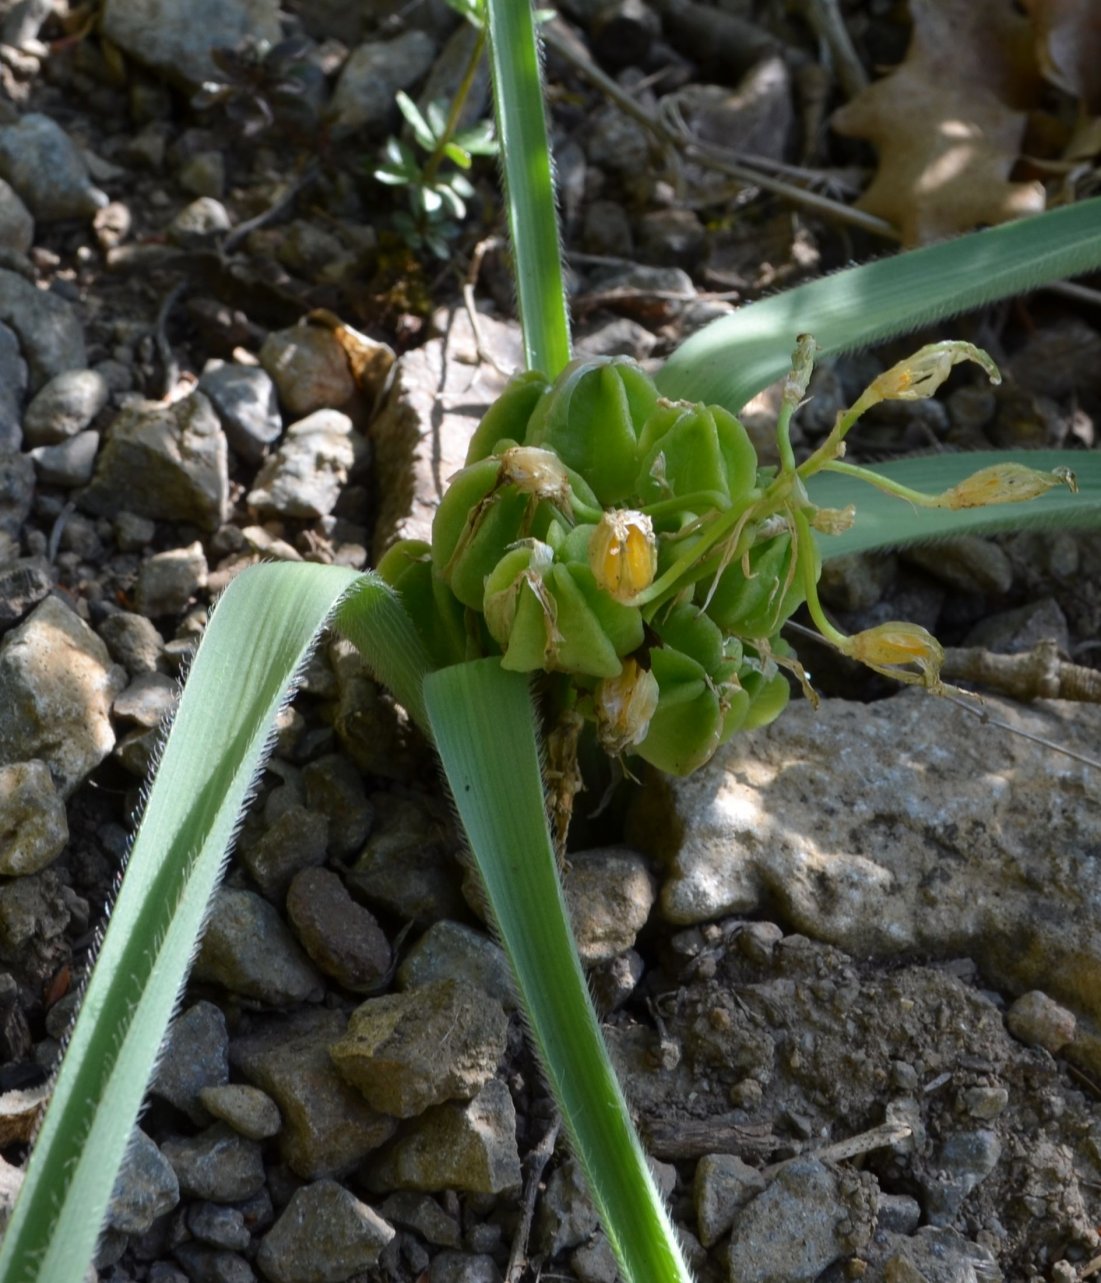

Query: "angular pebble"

xmin=0 ymin=759 xmax=68 ymax=875
xmin=329 ymin=978 xmax=508 ymax=1118
xmin=563 ymin=847 xmax=655 ymax=965
xmin=198 ymin=361 xmax=282 ymax=464
xmin=0 ymin=269 xmax=86 ymax=389
xmin=193 ymin=887 xmax=322 ymax=1007
xmin=230 ymin=1007 xmax=396 ymax=1178
xmin=24 ymin=369 xmax=110 ymax=446
xmin=1006 ymin=989 xmax=1076 ymax=1053
xmin=257 ymin=1180 xmax=394 ymax=1283
xmin=188 ymin=1202 xmax=251 ymax=1251
xmin=369 ymin=1079 xmax=521 ymax=1195
xmin=161 ymin=1123 xmax=265 ymax=1202
xmin=29 ymin=431 xmax=99 ymax=487
xmin=152 ymin=1000 xmax=229 ymax=1123
xmin=97 ymin=609 xmax=165 ymax=675
xmin=0 ymin=594 xmax=126 ymax=797
xmin=397 ymin=921 xmax=515 ymax=1012
xmin=106 ymin=1128 xmax=180 ymax=1234
xmin=0 ymin=178 xmax=32 ymax=254
xmin=259 ymin=325 xmax=356 ymax=420
xmin=0 ymin=557 xmax=51 ymax=632
xmin=0 ymin=322 xmax=27 ymax=450
xmin=239 ymin=803 xmax=328 ymax=902
xmin=329 ymin=31 xmax=437 ymax=135
xmin=80 ymin=392 xmax=229 ymax=531
xmin=134 ymin=541 xmax=208 ymax=617
xmin=285 ymin=866 xmax=390 ymax=993
xmin=113 ymin=670 xmax=177 ymax=729
xmin=246 ymin=409 xmax=363 ymax=520
xmin=0 ymin=113 xmax=108 ymax=220
xmin=694 ymin=1153 xmax=766 ymax=1247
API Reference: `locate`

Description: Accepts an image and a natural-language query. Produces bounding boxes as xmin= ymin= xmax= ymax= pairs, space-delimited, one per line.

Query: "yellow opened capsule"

xmin=594 ymin=658 xmax=661 ymax=755
xmin=932 ymin=462 xmax=1078 ymax=510
xmin=589 ymin=509 xmax=658 ymax=602
xmin=845 ymin=621 xmax=945 ymax=691
xmin=499 ymin=446 xmax=572 ymax=506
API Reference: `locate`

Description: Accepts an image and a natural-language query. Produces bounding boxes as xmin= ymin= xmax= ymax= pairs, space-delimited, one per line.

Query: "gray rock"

xmin=257 ymin=1180 xmax=395 ymax=1283
xmin=563 ymin=847 xmax=655 ymax=965
xmin=581 ymin=199 xmax=634 ymax=257
xmin=963 ymin=596 xmax=1071 ymax=656
xmin=97 ymin=609 xmax=165 ymax=675
xmin=188 ymin=1202 xmax=251 ymax=1251
xmin=575 ymin=316 xmax=656 ymax=361
xmin=726 ymin=1158 xmax=875 ymax=1283
xmin=369 ymin=1078 xmax=521 ymax=1195
xmin=197 ymin=1083 xmax=282 ymax=1142
xmin=0 ymin=451 xmax=33 ymax=537
xmin=921 ymin=1129 xmax=1001 ymax=1226
xmin=818 ymin=551 xmax=898 ymax=613
xmin=29 ymin=430 xmax=99 ymax=486
xmin=430 ymin=1253 xmax=501 ymax=1283
xmin=239 ymin=803 xmax=329 ymax=902
xmin=0 ymin=759 xmax=67 ymax=875
xmin=677 ymin=59 xmax=794 ymax=165
xmin=259 ymin=325 xmax=357 ymax=420
xmin=0 ymin=322 xmax=26 ymax=450
xmin=161 ymin=1123 xmax=265 ymax=1202
xmin=0 ymin=269 xmax=85 ymax=390
xmin=23 ymin=368 xmax=110 ymax=446
xmin=904 ymin=537 xmax=1014 ymax=595
xmin=875 ymin=1192 xmax=922 ymax=1234
xmin=377 ymin=1192 xmax=461 ymax=1249
xmin=152 ymin=1000 xmax=229 ymax=1123
xmin=639 ymin=690 xmax=1101 ymax=1076
xmin=330 ymin=978 xmax=508 ymax=1117
xmin=585 ymin=102 xmax=653 ymax=175
xmin=419 ymin=21 xmax=491 ymax=130
xmin=882 ymin=1225 xmax=1002 ymax=1282
xmin=534 ymin=1155 xmax=600 ymax=1257
xmin=246 ymin=409 xmax=363 ymax=519
xmin=637 ymin=207 xmax=706 ymax=270
xmin=80 ymin=392 xmax=229 ymax=530
xmin=106 ymin=1129 xmax=180 ymax=1234
xmin=0 ymin=178 xmax=32 ymax=254
xmin=397 ymin=921 xmax=515 ymax=1012
xmin=1006 ymin=989 xmax=1076 ymax=1053
xmin=167 ymin=196 xmax=232 ymax=246
xmin=0 ymin=114 xmax=108 ymax=221
xmin=112 ymin=509 xmax=155 ymax=551
xmin=330 ymin=31 xmax=438 ymax=135
xmin=285 ymin=866 xmax=391 ymax=994
xmin=134 ymin=541 xmax=208 ymax=617
xmin=172 ymin=1244 xmax=256 ymax=1283
xmin=100 ymin=0 xmax=281 ymax=87
xmin=230 ymin=1007 xmax=396 ymax=1178
xmin=694 ymin=1153 xmax=766 ymax=1247
xmin=193 ymin=887 xmax=323 ymax=1007
xmin=960 ymin=1085 xmax=1009 ymax=1121
xmin=0 ymin=556 xmax=51 ymax=629
xmin=0 ymin=868 xmax=69 ymax=963
xmin=300 ymin=754 xmax=373 ymax=859
xmin=197 ymin=361 xmax=282 ymax=464
xmin=179 ymin=151 xmax=226 ymax=200
xmin=113 ymin=670 xmax=177 ymax=729
xmin=569 ymin=1235 xmax=618 ymax=1283
xmin=0 ymin=594 xmax=127 ymax=797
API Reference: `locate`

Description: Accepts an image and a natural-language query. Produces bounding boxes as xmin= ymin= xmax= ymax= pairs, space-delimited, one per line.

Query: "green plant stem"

xmin=486 ymin=0 xmax=571 ymax=376
xmin=419 ymin=26 xmax=487 ymax=191
xmin=425 ymin=659 xmax=693 ymax=1283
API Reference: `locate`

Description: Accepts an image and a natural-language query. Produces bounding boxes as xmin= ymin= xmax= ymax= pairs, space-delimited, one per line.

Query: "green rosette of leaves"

xmin=379 ymin=339 xmax=1075 ymax=777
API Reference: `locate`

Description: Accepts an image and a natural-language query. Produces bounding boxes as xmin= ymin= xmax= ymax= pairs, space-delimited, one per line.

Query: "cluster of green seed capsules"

xmin=379 ymin=340 xmax=1076 ymax=777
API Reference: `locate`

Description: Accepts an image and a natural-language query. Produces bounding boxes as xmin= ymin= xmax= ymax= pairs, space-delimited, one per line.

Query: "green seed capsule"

xmin=524 ymin=356 xmax=657 ymax=505
xmin=465 ymin=368 xmax=553 ymax=464
xmin=375 ymin=539 xmax=468 ymax=670
xmin=703 ymin=532 xmax=811 ymax=638
xmin=635 ymin=644 xmax=723 ymax=776
xmin=635 ymin=400 xmax=759 ymax=514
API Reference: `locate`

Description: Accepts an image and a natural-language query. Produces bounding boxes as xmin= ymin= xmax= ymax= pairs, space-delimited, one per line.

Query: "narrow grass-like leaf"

xmin=0 ymin=565 xmax=421 ymax=1283
xmin=808 ymin=450 xmax=1101 ymax=559
xmin=656 ymin=199 xmax=1101 ymax=413
xmin=486 ymin=0 xmax=571 ymax=377
xmin=425 ymin=659 xmax=693 ymax=1283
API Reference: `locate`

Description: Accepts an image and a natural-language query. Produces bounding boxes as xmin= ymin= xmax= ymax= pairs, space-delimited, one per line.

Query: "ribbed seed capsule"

xmin=589 ymin=509 xmax=657 ymax=602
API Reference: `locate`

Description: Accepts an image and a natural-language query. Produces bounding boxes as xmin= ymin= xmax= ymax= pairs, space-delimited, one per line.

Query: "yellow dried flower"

xmin=864 ymin=341 xmax=1000 ymax=406
xmin=932 ymin=462 xmax=1078 ymax=510
xmin=844 ymin=621 xmax=945 ymax=691
xmin=593 ymin=658 xmax=660 ymax=755
xmin=809 ymin=505 xmax=855 ymax=534
xmin=589 ymin=509 xmax=658 ymax=602
xmin=499 ymin=446 xmax=572 ymax=505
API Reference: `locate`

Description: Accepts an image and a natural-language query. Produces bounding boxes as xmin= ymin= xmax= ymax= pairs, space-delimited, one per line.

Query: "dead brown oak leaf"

xmin=1025 ymin=0 xmax=1101 ymax=114
xmin=832 ymin=0 xmax=1046 ymax=245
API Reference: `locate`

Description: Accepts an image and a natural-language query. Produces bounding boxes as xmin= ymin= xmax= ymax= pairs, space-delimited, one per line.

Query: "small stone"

xmin=581 ymin=199 xmax=634 ymax=257
xmin=0 ymin=451 xmax=33 ymax=538
xmin=0 ymin=868 xmax=69 ymax=964
xmin=961 ymin=1085 xmax=1009 ymax=1120
xmin=23 ymin=369 xmax=110 ymax=446
xmin=0 ymin=269 xmax=86 ymax=390
xmin=112 ymin=509 xmax=155 ymax=552
xmin=575 ymin=316 xmax=656 ymax=360
xmin=882 ymin=1226 xmax=1000 ymax=1283
xmin=921 ymin=1129 xmax=1002 ymax=1227
xmin=239 ymin=804 xmax=329 ymax=902
xmin=134 ymin=541 xmax=208 ymax=617
xmin=231 ymin=1007 xmax=396 ymax=1178
xmin=113 ymin=670 xmax=177 ymax=728
xmin=106 ymin=1128 xmax=180 ymax=1235
xmin=198 ymin=361 xmax=282 ymax=465
xmin=167 ymin=196 xmax=232 ymax=245
xmin=1006 ymin=990 xmax=1076 ymax=1053
xmin=257 ymin=1179 xmax=395 ymax=1283
xmin=0 ymin=759 xmax=68 ymax=875
xmin=260 ymin=325 xmax=358 ymax=420
xmin=0 ymin=178 xmax=32 ymax=254
xmin=569 ymin=1234 xmax=618 ymax=1283
xmin=330 ymin=31 xmax=438 ymax=135
xmin=300 ymin=754 xmax=373 ymax=859
xmin=98 ymin=609 xmax=165 ymax=675
xmin=247 ymin=409 xmax=363 ymax=519
xmin=0 ymin=322 xmax=26 ymax=451
xmin=429 ymin=1252 xmax=502 ymax=1283
xmin=198 ymin=1083 xmax=282 ymax=1141
xmin=377 ymin=1192 xmax=461 ymax=1249
xmin=188 ymin=1202 xmax=251 ymax=1251
xmin=286 ymin=866 xmax=391 ymax=993
xmin=637 ymin=207 xmax=707 ymax=270
xmin=397 ymin=921 xmax=515 ymax=1012
xmin=369 ymin=1079 xmax=521 ymax=1195
xmin=0 ymin=113 xmax=108 ymax=221
xmin=80 ymin=392 xmax=229 ymax=531
xmin=694 ymin=1153 xmax=766 ymax=1247
xmin=0 ymin=557 xmax=52 ymax=629
xmin=193 ymin=887 xmax=323 ymax=1007
xmin=151 ymin=1000 xmax=229 ymax=1123
xmin=534 ymin=1155 xmax=599 ymax=1257
xmin=161 ymin=1123 xmax=265 ymax=1202
xmin=904 ymin=537 xmax=1014 ymax=595
xmin=0 ymin=594 xmax=127 ymax=797
xmin=875 ymin=1192 xmax=921 ymax=1234
xmin=179 ymin=150 xmax=226 ymax=199
xmin=330 ymin=978 xmax=509 ymax=1118
xmin=29 ymin=430 xmax=99 ymax=487
xmin=562 ymin=847 xmax=655 ymax=965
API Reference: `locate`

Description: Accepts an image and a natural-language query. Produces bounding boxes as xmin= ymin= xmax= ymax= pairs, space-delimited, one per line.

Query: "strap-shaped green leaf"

xmin=656 ymin=199 xmax=1101 ymax=413
xmin=0 ymin=565 xmax=425 ymax=1283
xmin=425 ymin=659 xmax=693 ymax=1283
